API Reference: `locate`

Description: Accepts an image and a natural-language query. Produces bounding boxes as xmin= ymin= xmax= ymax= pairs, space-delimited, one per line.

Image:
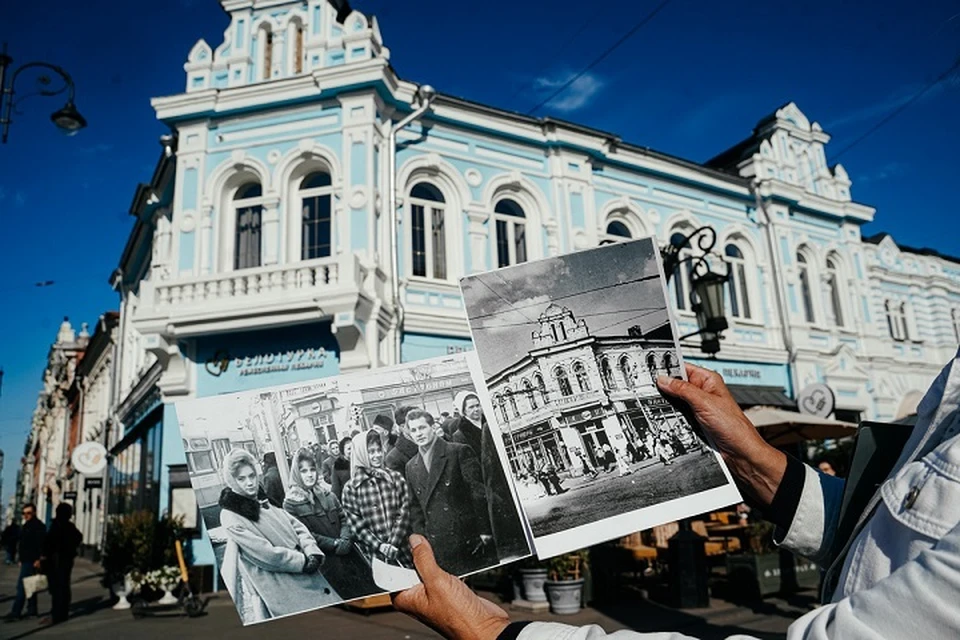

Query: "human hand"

xmin=302 ymin=553 xmax=322 ymax=574
xmin=658 ymin=364 xmax=786 ymax=506
xmin=336 ymin=538 xmax=352 ymax=556
xmin=33 ymin=560 xmax=41 ymax=570
xmin=393 ymin=535 xmax=510 ymax=640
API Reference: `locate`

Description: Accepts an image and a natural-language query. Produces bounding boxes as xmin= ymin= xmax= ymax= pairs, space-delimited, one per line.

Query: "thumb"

xmin=657 ymin=376 xmax=710 ymax=410
xmin=409 ymin=534 xmax=443 ymax=583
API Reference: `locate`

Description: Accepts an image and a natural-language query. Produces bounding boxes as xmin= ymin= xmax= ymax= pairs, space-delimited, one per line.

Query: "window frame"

xmin=408 ymin=182 xmax=448 ymax=280
xmin=825 ymin=256 xmax=845 ymax=328
xmin=493 ymin=198 xmax=528 ymax=268
xmin=668 ymin=231 xmax=696 ymax=313
xmin=233 ymin=182 xmax=265 ymax=271
xmin=797 ymin=251 xmax=816 ymax=323
xmin=724 ymin=243 xmax=753 ymax=320
xmin=299 ymin=171 xmax=334 ymax=260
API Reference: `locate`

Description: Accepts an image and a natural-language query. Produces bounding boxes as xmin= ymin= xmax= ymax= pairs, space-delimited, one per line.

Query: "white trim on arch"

xmin=205 ymin=153 xmax=273 ymax=274
xmin=482 ymin=171 xmax=552 ymax=266
xmin=596 ymin=197 xmax=651 ymax=243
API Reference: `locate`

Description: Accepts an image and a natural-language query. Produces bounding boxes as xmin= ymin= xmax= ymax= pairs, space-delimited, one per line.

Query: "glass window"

xmin=797 ymin=252 xmax=815 ymax=323
xmin=235 ymin=182 xmax=263 ymax=270
xmin=573 ymin=361 xmax=590 ymax=392
xmin=724 ymin=244 xmax=752 ymax=320
xmin=494 ymin=199 xmax=527 ymax=268
xmin=534 ymin=374 xmax=548 ymax=404
xmin=523 ymin=379 xmax=537 ymax=410
xmin=826 ymin=257 xmax=844 ymax=327
xmin=301 ymin=171 xmax=333 ymax=260
xmin=409 ymin=183 xmax=447 ymax=279
xmin=602 ymin=221 xmax=632 ymax=244
xmin=619 ymin=355 xmax=634 ymax=387
xmin=670 ymin=232 xmax=695 ymax=311
xmin=646 ymin=352 xmax=658 ymax=382
xmin=886 ymin=300 xmax=909 ymax=341
xmin=509 ymin=392 xmax=519 ymax=418
xmin=555 ymin=367 xmax=573 ymax=397
xmin=600 ymin=358 xmax=615 ymax=389
xmin=262 ymin=29 xmax=273 ymax=80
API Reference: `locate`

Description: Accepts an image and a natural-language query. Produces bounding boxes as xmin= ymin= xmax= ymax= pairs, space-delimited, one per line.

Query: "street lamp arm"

xmin=660 ymin=225 xmax=719 ymax=282
xmin=8 ymin=60 xmax=78 ymax=104
xmin=1 ymin=45 xmax=86 ymax=144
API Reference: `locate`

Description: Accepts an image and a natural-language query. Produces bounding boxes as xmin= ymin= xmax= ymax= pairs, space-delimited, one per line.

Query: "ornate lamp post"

xmin=0 ymin=43 xmax=87 ymax=144
xmin=660 ymin=226 xmax=730 ymax=355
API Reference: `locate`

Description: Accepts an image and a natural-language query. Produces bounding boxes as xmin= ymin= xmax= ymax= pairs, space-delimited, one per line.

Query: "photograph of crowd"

xmin=461 ymin=237 xmax=741 ymax=557
xmin=174 ymin=353 xmax=530 ymax=625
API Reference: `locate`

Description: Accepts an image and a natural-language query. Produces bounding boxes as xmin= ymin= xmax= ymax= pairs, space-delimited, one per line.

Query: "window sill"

xmin=728 ymin=317 xmax=765 ymax=328
xmin=403 ymin=276 xmax=459 ymax=291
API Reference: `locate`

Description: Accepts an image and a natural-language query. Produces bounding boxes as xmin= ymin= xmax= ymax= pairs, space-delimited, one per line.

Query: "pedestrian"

xmin=541 ymin=461 xmax=567 ymax=495
xmin=330 ymin=436 xmax=353 ymax=500
xmin=450 ymin=391 xmax=484 ymax=457
xmin=340 ymin=429 xmax=413 ymax=568
xmin=261 ymin=451 xmax=285 ymax=508
xmin=38 ymin=503 xmax=83 ymax=626
xmin=1 ymin=521 xmax=20 ymax=564
xmin=4 ymin=503 xmax=45 ymax=622
xmin=601 ymin=443 xmax=616 ymax=472
xmin=217 ymin=448 xmax=338 ymax=624
xmin=391 ymin=354 xmax=960 ymax=639
xmin=283 ymin=447 xmax=378 ymax=600
xmin=384 ymin=407 xmax=420 ymax=475
xmin=572 ymin=449 xmax=599 ymax=479
xmin=655 ymin=438 xmax=674 ymax=465
xmin=321 ymin=440 xmax=340 ymax=485
xmin=615 ymin=447 xmax=633 ymax=477
xmin=625 ymin=440 xmax=640 ymax=463
xmin=405 ymin=410 xmax=494 ymax=575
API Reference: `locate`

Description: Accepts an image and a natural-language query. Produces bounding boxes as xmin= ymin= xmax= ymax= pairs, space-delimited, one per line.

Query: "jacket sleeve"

xmin=775 ymin=463 xmax=846 ymax=564
xmin=341 ymin=483 xmax=385 ymax=552
xmin=332 ymin=494 xmax=353 ymax=542
xmin=513 ymin=623 xmax=701 ymax=640
xmin=784 ymin=519 xmax=960 ymax=639
xmin=388 ymin=473 xmax=412 ymax=549
xmin=459 ymin=446 xmax=493 ymax=537
xmin=284 ymin=509 xmax=323 ymax=557
xmin=219 ymin=511 xmax=307 ymax=574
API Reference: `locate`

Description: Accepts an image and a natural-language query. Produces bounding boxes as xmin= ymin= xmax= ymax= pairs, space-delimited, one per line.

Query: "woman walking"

xmin=330 ymin=436 xmax=353 ymax=500
xmin=340 ymin=430 xmax=413 ymax=568
xmin=217 ymin=449 xmax=339 ymax=623
xmin=283 ymin=447 xmax=379 ymax=600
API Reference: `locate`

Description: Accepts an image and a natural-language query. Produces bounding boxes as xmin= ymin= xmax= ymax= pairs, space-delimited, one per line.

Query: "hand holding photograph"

xmin=460 ymin=237 xmax=742 ymax=558
xmin=174 ymin=353 xmax=530 ymax=625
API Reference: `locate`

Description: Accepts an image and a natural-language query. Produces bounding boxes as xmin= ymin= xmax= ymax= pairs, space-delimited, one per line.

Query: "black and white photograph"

xmin=173 ymin=353 xmax=531 ymax=625
xmin=461 ymin=237 xmax=742 ymax=558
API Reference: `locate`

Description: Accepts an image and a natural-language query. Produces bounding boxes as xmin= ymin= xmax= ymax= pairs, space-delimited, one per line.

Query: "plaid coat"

xmin=341 ymin=468 xmax=413 ymax=567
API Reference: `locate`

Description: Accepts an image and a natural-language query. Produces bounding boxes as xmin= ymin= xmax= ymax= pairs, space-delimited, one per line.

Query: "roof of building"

xmin=863 ymin=232 xmax=960 ymax=266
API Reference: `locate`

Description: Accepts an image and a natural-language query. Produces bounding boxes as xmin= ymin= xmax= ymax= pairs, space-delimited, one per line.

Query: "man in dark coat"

xmin=480 ymin=419 xmax=530 ymax=560
xmin=404 ymin=410 xmax=494 ymax=576
xmin=261 ymin=452 xmax=285 ymax=507
xmin=385 ymin=423 xmax=419 ymax=475
xmin=320 ymin=440 xmax=340 ymax=484
xmin=5 ymin=503 xmax=45 ymax=621
xmin=1 ymin=522 xmax=20 ymax=564
xmin=39 ymin=503 xmax=83 ymax=625
xmin=450 ymin=392 xmax=483 ymax=457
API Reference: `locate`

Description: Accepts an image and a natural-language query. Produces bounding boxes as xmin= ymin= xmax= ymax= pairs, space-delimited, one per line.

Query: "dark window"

xmin=301 ymin=172 xmax=333 ymax=260
xmin=234 ymin=183 xmax=263 ymax=270
xmin=606 ymin=221 xmax=632 ymax=238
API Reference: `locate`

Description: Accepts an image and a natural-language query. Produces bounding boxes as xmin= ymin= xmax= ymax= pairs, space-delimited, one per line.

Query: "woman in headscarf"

xmin=340 ymin=430 xmax=413 ymax=567
xmin=217 ymin=449 xmax=339 ymax=623
xmin=330 ymin=436 xmax=353 ymax=501
xmin=283 ymin=447 xmax=380 ymax=600
xmin=450 ymin=391 xmax=484 ymax=456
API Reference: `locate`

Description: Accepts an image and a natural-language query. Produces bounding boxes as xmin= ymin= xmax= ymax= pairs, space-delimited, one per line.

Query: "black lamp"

xmin=50 ymin=101 xmax=87 ymax=136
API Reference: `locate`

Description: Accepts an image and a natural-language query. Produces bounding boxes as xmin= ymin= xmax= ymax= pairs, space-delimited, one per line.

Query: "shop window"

xmin=301 ymin=171 xmax=333 ymax=259
xmin=555 ymin=366 xmax=573 ymax=397
xmin=826 ymin=255 xmax=844 ymax=327
xmin=409 ymin=183 xmax=447 ymax=279
xmin=724 ymin=244 xmax=753 ymax=320
xmin=885 ymin=300 xmax=908 ymax=341
xmin=234 ymin=182 xmax=264 ymax=270
xmin=494 ymin=199 xmax=527 ymax=268
xmin=797 ymin=251 xmax=815 ymax=323
xmin=573 ymin=361 xmax=590 ymax=392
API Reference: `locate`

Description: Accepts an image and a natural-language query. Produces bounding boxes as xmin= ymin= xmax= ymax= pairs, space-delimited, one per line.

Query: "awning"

xmin=727 ymin=384 xmax=796 ymax=409
xmin=744 ymin=406 xmax=857 ymax=446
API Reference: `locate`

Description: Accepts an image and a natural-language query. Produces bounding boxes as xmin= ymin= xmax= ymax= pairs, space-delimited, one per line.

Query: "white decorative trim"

xmin=180 ymin=211 xmax=197 ymax=233
xmin=349 ymin=187 xmax=368 ymax=210
xmin=465 ymin=168 xmax=483 ymax=187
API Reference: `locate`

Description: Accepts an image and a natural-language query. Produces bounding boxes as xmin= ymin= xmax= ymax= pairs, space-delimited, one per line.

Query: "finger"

xmin=683 ymin=363 xmax=719 ymax=389
xmin=390 ymin=584 xmax=423 ymax=614
xmin=409 ymin=534 xmax=444 ymax=584
xmin=657 ymin=375 xmax=711 ymax=409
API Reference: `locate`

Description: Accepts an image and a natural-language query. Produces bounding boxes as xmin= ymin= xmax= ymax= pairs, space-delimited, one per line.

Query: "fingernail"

xmin=409 ymin=534 xmax=425 ymax=549
xmin=656 ymin=376 xmax=671 ymax=386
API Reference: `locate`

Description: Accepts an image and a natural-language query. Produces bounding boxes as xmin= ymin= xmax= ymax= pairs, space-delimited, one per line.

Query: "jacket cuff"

xmin=497 ymin=621 xmax=533 ymax=640
xmin=768 ymin=453 xmax=806 ymax=531
xmin=775 ymin=463 xmax=834 ymax=560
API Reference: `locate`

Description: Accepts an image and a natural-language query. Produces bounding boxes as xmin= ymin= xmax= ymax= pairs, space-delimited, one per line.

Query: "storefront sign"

xmin=361 ymin=373 xmax=475 ymax=403
xmin=205 ymin=347 xmax=328 ymax=377
xmin=685 ymin=358 xmax=792 ymax=394
xmin=63 ymin=491 xmax=78 ymax=500
xmin=798 ymin=383 xmax=835 ymax=418
xmin=84 ymin=477 xmax=103 ymax=489
xmin=71 ymin=442 xmax=108 ymax=476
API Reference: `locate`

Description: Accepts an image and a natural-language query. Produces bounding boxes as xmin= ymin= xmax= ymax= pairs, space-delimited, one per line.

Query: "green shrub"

xmin=101 ymin=511 xmax=185 ymax=585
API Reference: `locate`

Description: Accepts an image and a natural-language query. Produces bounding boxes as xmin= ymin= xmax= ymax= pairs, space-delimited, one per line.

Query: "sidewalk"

xmin=0 ymin=557 xmax=806 ymax=639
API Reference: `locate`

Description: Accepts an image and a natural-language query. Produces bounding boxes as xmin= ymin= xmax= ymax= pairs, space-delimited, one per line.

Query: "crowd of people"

xmin=216 ymin=389 xmax=529 ymax=622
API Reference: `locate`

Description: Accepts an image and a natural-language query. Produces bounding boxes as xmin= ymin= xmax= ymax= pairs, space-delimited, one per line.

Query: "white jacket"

xmin=517 ymin=349 xmax=960 ymax=640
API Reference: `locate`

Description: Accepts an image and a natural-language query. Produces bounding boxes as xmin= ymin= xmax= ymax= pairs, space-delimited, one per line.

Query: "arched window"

xmin=300 ymin=171 xmax=333 ymax=259
xmin=724 ymin=244 xmax=752 ymax=320
xmin=493 ymin=394 xmax=506 ymax=423
xmin=534 ymin=373 xmax=548 ymax=404
xmin=663 ymin=352 xmax=674 ymax=376
xmin=826 ymin=256 xmax=844 ymax=327
xmin=953 ymin=309 xmax=960 ymax=343
xmin=573 ymin=361 xmax=590 ymax=392
xmin=260 ymin=27 xmax=274 ymax=80
xmin=600 ymin=357 xmax=615 ymax=389
xmin=508 ymin=390 xmax=520 ymax=418
xmin=409 ymin=183 xmax=447 ymax=279
xmin=646 ymin=352 xmax=658 ymax=382
xmin=288 ymin=20 xmax=305 ymax=74
xmin=523 ymin=379 xmax=537 ymax=410
xmin=886 ymin=300 xmax=908 ymax=341
xmin=555 ymin=367 xmax=573 ymax=397
xmin=797 ymin=252 xmax=815 ymax=323
xmin=494 ymin=199 xmax=527 ymax=268
xmin=619 ymin=355 xmax=634 ymax=387
xmin=234 ymin=183 xmax=264 ymax=270
xmin=602 ymin=221 xmax=632 ymax=245
xmin=670 ymin=231 xmax=695 ymax=311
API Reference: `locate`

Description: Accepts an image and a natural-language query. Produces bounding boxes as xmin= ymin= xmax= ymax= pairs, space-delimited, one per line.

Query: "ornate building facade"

xmin=90 ymin=0 xmax=959 ymax=575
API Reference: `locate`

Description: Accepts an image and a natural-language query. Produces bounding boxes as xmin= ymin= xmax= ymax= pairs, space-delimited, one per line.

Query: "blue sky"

xmin=1 ymin=0 xmax=958 ymax=508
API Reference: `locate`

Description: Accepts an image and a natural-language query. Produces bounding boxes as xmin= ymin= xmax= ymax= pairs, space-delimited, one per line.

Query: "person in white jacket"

xmin=393 ymin=352 xmax=960 ymax=640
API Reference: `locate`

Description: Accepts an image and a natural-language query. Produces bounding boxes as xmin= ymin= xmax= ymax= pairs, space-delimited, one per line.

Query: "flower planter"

xmin=518 ymin=567 xmax=548 ymax=602
xmin=112 ymin=576 xmax=136 ymax=610
xmin=726 ymin=551 xmax=819 ymax=598
xmin=544 ymin=579 xmax=585 ymax=615
xmin=158 ymin=582 xmax=179 ymax=605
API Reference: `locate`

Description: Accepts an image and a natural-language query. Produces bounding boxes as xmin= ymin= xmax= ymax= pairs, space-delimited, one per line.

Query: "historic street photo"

xmin=461 ymin=237 xmax=741 ymax=558
xmin=174 ymin=353 xmax=530 ymax=625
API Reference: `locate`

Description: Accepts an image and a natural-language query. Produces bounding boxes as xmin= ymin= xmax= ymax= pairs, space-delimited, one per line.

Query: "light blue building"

xmin=108 ymin=0 xmax=960 ymax=583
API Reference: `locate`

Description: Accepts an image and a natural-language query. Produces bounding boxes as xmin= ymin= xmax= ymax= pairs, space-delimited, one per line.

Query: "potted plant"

xmin=726 ymin=521 xmax=818 ymax=598
xmin=544 ymin=551 xmax=588 ymax=615
xmin=101 ymin=511 xmax=186 ymax=609
xmin=516 ymin=557 xmax=549 ymax=603
xmin=147 ymin=566 xmax=182 ymax=605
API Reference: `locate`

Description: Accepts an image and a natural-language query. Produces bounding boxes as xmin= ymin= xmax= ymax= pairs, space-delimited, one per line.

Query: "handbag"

xmin=22 ymin=573 xmax=49 ymax=599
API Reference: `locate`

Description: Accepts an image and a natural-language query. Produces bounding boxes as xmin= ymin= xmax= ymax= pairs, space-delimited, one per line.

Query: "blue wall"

xmin=401 ymin=332 xmax=473 ymax=362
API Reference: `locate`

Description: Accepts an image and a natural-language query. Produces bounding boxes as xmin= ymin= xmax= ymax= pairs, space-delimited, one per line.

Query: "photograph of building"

xmin=462 ymin=239 xmax=739 ymax=555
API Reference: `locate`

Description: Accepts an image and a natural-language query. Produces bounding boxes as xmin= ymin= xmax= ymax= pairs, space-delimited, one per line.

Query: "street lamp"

xmin=0 ymin=42 xmax=87 ymax=144
xmin=660 ymin=226 xmax=730 ymax=355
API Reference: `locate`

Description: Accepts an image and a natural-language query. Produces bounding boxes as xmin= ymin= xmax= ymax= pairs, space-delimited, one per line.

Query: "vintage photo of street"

xmin=461 ymin=237 xmax=741 ymax=557
xmin=173 ymin=353 xmax=530 ymax=625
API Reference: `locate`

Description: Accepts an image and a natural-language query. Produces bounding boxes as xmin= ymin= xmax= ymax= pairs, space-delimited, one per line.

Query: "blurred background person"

xmin=385 ymin=405 xmax=419 ymax=474
xmin=261 ymin=451 xmax=285 ymax=507
xmin=330 ymin=436 xmax=353 ymax=500
xmin=321 ymin=440 xmax=339 ymax=485
xmin=5 ymin=503 xmax=45 ymax=622
xmin=1 ymin=521 xmax=20 ymax=565
xmin=38 ymin=503 xmax=82 ymax=626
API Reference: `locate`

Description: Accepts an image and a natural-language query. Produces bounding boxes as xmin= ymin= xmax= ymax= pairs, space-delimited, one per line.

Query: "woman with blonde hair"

xmin=217 ymin=449 xmax=339 ymax=623
xmin=340 ymin=430 xmax=413 ymax=567
xmin=283 ymin=446 xmax=379 ymax=599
